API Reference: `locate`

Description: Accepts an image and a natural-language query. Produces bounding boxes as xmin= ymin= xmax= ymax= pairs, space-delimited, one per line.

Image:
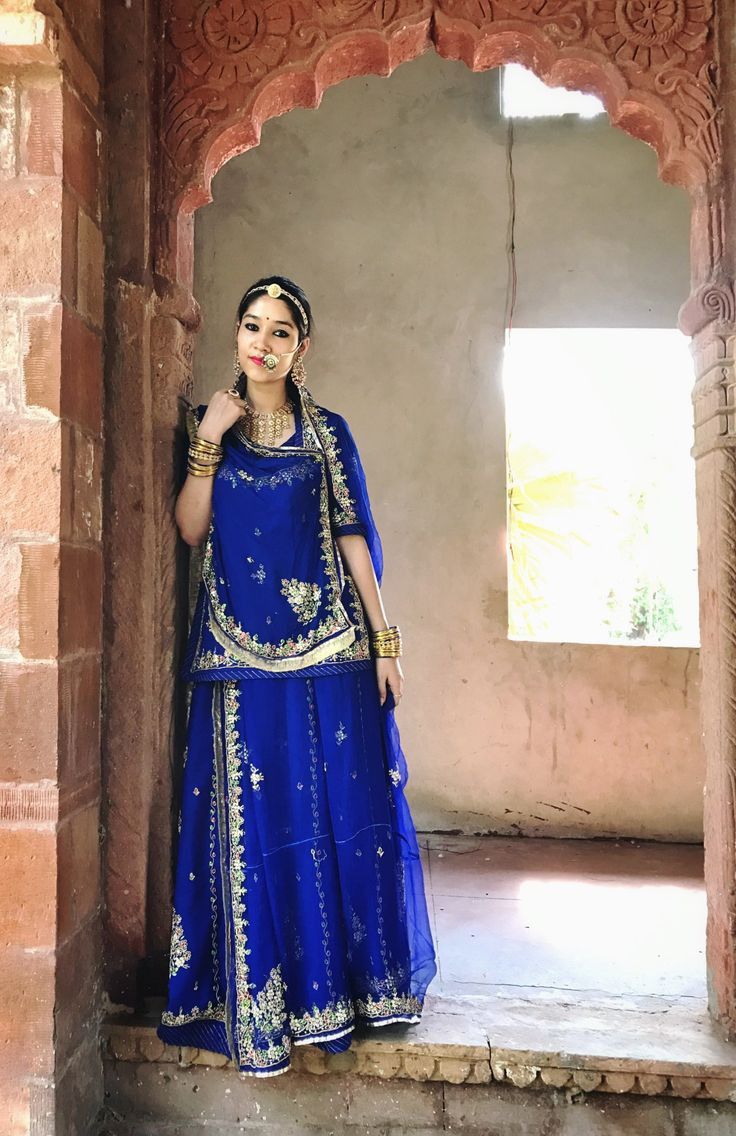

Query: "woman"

xmin=157 ymin=276 xmax=437 ymax=1077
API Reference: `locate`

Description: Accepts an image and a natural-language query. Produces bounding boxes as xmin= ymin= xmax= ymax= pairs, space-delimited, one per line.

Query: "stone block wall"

xmin=101 ymin=1058 xmax=736 ymax=1136
xmin=0 ymin=0 xmax=105 ymax=1132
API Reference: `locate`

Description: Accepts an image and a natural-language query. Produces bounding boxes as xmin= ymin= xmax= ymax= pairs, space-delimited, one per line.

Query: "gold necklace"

xmin=241 ymin=397 xmax=294 ymax=447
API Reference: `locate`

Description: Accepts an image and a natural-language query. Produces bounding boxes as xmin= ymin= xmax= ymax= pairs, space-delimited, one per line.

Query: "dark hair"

xmin=234 ymin=275 xmax=313 ymax=401
xmin=236 ymin=275 xmax=313 ymax=340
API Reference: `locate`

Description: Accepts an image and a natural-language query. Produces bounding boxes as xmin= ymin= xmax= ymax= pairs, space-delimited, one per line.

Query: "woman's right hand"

xmin=197 ymin=387 xmax=247 ymax=444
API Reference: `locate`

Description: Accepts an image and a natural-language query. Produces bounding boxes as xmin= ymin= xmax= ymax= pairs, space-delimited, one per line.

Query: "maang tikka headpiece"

xmin=243 ymin=282 xmax=309 ymax=372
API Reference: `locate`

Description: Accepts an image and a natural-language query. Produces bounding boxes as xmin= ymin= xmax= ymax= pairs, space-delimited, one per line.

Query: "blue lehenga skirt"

xmin=157 ymin=666 xmax=437 ymax=1077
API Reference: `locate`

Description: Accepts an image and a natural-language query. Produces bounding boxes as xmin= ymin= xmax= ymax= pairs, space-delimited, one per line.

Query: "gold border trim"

xmin=207 ymin=612 xmax=357 ymax=672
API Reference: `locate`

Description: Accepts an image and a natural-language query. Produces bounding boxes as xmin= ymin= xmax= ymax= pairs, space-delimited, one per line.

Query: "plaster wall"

xmin=192 ymin=52 xmax=701 ymax=840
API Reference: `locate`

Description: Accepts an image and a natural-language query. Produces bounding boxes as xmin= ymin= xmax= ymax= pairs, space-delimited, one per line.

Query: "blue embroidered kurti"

xmin=157 ymin=388 xmax=437 ymax=1076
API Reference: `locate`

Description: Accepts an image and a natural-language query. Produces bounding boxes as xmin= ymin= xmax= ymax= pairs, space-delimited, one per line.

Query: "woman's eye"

xmin=274 ymin=329 xmax=289 ymax=338
xmin=243 ymin=322 xmax=259 ymax=332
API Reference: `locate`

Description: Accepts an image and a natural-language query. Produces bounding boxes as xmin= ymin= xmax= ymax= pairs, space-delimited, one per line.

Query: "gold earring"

xmin=233 ymin=348 xmax=241 ymax=377
xmin=292 ymin=352 xmax=307 ymax=388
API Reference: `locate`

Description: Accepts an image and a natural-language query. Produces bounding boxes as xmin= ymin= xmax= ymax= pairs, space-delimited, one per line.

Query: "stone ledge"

xmin=102 ymin=1016 xmax=736 ymax=1102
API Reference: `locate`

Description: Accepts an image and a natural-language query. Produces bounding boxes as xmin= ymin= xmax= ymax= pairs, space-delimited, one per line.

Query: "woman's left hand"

xmin=376 ymin=657 xmax=404 ymax=708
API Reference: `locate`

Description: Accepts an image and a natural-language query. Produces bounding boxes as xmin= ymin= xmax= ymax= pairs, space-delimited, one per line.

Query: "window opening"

xmin=504 ymin=327 xmax=699 ymax=647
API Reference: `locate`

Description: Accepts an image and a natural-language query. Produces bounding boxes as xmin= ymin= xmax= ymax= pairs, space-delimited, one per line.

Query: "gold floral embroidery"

xmin=351 ymin=910 xmax=366 ymax=943
xmin=190 ymin=648 xmax=233 ymax=671
xmin=307 ymin=679 xmax=335 ymax=1001
xmin=335 ymin=722 xmax=347 ymax=746
xmin=161 ymin=1000 xmax=225 ymax=1027
xmin=191 ymin=397 xmax=371 ymax=675
xmin=251 ymin=965 xmax=288 ymax=1037
xmin=201 ymin=446 xmax=356 ymax=667
xmin=327 ymin=576 xmax=371 ymax=663
xmin=161 ymin=990 xmax=422 ymax=1038
xmin=388 ymin=766 xmax=401 ymax=786
xmin=280 ymin=577 xmax=322 ymax=624
xmin=222 ymin=685 xmax=252 ymax=1059
xmin=218 ymin=466 xmax=254 ymax=485
xmin=220 ymin=685 xmax=292 ymax=1071
xmin=169 ymin=909 xmax=191 ymax=977
xmin=289 ymin=988 xmax=422 ymax=1042
xmin=356 ymin=990 xmax=423 ymax=1020
xmin=251 ymin=460 xmax=314 ymax=491
xmin=289 ymin=996 xmax=353 ymax=1040
xmin=209 ymin=771 xmax=222 ymax=1002
xmin=306 ymin=400 xmax=359 ymax=527
xmin=250 ymin=765 xmax=264 ymax=791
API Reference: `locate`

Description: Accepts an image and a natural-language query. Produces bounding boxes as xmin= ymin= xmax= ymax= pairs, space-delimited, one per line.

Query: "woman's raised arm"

xmin=175 ymin=389 xmax=246 ymax=546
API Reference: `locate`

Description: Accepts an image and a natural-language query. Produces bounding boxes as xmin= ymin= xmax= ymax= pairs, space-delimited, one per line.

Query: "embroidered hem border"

xmin=158 ymin=1001 xmax=425 ymax=1077
xmin=160 ymin=995 xmax=424 ymax=1031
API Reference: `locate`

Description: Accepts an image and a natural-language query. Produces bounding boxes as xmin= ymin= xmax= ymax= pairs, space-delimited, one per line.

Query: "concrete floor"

xmin=421 ymin=833 xmax=706 ymax=1001
xmin=103 ymin=833 xmax=736 ymax=1134
xmin=406 ymin=833 xmax=736 ymax=1070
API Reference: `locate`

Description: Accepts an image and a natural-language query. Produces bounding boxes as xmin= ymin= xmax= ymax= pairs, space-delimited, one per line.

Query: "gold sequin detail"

xmin=280 ymin=578 xmax=322 ymax=624
xmin=169 ymin=910 xmax=191 ymax=977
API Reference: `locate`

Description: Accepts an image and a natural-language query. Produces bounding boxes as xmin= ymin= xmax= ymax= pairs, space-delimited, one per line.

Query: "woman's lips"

xmin=248 ymin=355 xmax=265 ymax=366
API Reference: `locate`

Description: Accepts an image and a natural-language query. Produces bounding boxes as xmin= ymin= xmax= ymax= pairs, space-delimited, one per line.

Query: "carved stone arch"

xmin=157 ymin=0 xmax=719 ymax=282
xmin=121 ymin=0 xmax=736 ymax=1046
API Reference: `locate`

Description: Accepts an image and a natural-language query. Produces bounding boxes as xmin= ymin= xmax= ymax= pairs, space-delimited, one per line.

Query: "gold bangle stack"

xmin=370 ymin=626 xmax=402 ymax=658
xmin=188 ymin=435 xmax=223 ymax=478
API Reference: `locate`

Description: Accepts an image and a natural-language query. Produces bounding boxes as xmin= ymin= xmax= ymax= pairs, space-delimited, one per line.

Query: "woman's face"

xmin=236 ymin=294 xmax=309 ymax=386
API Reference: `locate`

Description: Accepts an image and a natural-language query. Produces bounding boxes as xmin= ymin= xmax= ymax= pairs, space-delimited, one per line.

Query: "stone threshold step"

xmin=102 ymin=992 xmax=736 ymax=1104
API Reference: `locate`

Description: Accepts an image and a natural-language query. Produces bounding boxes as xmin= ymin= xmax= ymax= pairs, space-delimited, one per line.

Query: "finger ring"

xmin=227 ymin=386 xmax=240 ymax=397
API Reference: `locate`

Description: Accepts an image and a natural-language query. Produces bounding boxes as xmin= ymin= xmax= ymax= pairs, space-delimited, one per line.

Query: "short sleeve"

xmin=326 ymin=414 xmax=384 ymax=585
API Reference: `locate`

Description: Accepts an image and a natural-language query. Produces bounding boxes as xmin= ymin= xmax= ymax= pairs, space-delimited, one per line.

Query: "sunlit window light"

xmin=504 ymin=328 xmax=699 ymax=647
xmin=501 ymin=63 xmax=605 ymax=119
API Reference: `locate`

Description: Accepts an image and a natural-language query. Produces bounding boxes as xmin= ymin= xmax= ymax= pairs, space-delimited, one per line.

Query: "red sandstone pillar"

xmin=0 ymin=0 xmax=105 ymax=1129
xmin=103 ymin=0 xmax=192 ymax=1009
xmin=684 ymin=1 xmax=736 ymax=1040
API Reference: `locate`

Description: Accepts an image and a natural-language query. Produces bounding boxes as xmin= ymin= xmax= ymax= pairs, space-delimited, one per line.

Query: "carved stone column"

xmin=104 ymin=0 xmax=201 ymax=1009
xmin=103 ymin=0 xmax=183 ymax=1005
xmin=146 ymin=281 xmax=199 ymax=976
xmin=686 ymin=297 xmax=736 ymax=1038
xmin=681 ymin=204 xmax=736 ymax=1043
xmin=675 ymin=0 xmax=736 ymax=1040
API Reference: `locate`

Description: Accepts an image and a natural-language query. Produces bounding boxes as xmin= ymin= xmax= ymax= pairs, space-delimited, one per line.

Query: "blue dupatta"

xmin=182 ymin=387 xmax=383 ymax=680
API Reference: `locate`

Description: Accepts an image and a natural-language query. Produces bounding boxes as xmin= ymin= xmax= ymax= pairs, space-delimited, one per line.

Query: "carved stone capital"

xmin=154 ymin=275 xmax=202 ymax=332
xmin=679 ymin=279 xmax=736 ymax=336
